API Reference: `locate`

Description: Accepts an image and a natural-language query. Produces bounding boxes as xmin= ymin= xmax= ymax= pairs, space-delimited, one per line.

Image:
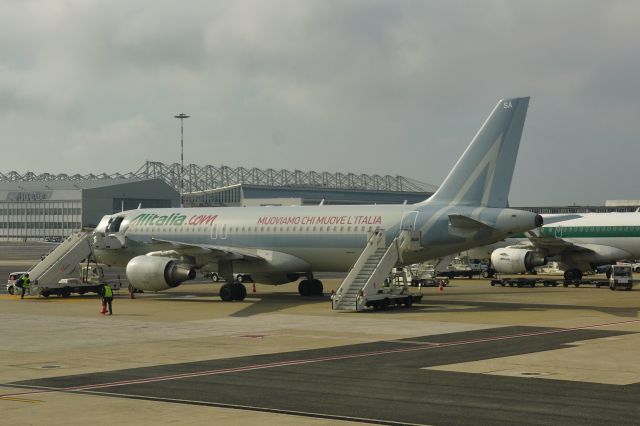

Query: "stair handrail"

xmin=333 ymin=230 xmax=386 ymax=309
xmin=28 ymin=231 xmax=93 ymax=292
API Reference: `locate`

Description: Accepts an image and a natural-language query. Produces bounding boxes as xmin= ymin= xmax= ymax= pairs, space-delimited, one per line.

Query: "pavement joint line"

xmin=70 ymin=389 xmax=430 ymax=426
xmin=2 ymin=317 xmax=640 ymax=399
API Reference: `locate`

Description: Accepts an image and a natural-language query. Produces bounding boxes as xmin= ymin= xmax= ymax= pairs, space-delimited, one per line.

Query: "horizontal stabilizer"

xmin=448 ymin=214 xmax=493 ymax=230
xmin=541 ymin=214 xmax=583 ymax=225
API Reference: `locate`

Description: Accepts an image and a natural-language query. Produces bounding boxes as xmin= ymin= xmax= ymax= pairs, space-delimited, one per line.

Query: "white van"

xmin=6 ymin=271 xmax=28 ymax=295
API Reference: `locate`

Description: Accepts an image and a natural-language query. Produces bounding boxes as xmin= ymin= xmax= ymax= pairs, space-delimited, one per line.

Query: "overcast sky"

xmin=1 ymin=0 xmax=639 ymax=206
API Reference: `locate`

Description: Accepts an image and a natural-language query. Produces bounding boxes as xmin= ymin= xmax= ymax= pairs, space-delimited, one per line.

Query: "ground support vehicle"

xmin=37 ymin=265 xmax=124 ymax=298
xmin=608 ymin=265 xmax=633 ymax=291
xmin=562 ymin=279 xmax=610 ymax=288
xmin=437 ymin=266 xmax=495 ymax=279
xmin=363 ymin=287 xmax=423 ymax=310
xmin=490 ymin=278 xmax=558 ymax=288
xmin=400 ymin=266 xmax=449 ymax=287
xmin=490 ymin=277 xmax=629 ymax=289
xmin=203 ymin=271 xmax=253 ymax=283
xmin=6 ymin=271 xmax=29 ymax=295
xmin=40 ymin=278 xmax=101 ymax=298
xmin=413 ymin=277 xmax=449 ymax=287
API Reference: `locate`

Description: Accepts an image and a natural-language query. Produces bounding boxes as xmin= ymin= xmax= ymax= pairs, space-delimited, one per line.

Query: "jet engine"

xmin=126 ymin=255 xmax=196 ymax=291
xmin=490 ymin=248 xmax=547 ymax=274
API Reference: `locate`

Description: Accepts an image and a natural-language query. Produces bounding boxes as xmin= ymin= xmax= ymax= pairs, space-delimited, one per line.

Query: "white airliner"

xmin=474 ymin=212 xmax=640 ymax=280
xmin=92 ymin=97 xmax=542 ymax=301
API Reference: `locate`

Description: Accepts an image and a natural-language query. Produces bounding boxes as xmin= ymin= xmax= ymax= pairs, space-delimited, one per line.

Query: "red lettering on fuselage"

xmin=188 ymin=214 xmax=218 ymax=226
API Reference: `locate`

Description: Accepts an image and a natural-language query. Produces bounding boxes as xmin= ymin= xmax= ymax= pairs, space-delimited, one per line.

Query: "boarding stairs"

xmin=27 ymin=231 xmax=94 ymax=295
xmin=332 ymin=229 xmax=419 ymax=311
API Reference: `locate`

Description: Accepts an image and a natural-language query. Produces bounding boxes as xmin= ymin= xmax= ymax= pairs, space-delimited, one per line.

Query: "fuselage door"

xmin=211 ymin=222 xmax=227 ymax=240
xmin=400 ymin=211 xmax=419 ymax=231
xmin=400 ymin=210 xmax=421 ymax=251
xmin=555 ymin=226 xmax=563 ymax=237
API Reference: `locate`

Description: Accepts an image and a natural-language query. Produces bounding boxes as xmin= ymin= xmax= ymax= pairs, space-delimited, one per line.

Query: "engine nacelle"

xmin=493 ymin=209 xmax=544 ymax=235
xmin=126 ymin=255 xmax=196 ymax=291
xmin=491 ymin=248 xmax=547 ymax=274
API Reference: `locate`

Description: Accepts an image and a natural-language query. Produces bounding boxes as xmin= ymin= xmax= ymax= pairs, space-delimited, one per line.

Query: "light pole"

xmin=174 ymin=113 xmax=190 ymax=207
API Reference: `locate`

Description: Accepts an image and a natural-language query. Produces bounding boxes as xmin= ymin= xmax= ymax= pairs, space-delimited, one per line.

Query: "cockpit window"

xmin=107 ymin=216 xmax=125 ymax=232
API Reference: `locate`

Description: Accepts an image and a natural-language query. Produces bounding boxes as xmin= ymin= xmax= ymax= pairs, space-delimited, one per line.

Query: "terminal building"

xmin=0 ymin=179 xmax=178 ymax=241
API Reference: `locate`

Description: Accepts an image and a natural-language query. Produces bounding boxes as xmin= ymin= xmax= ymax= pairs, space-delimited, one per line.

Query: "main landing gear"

xmin=298 ymin=278 xmax=323 ymax=296
xmin=563 ymin=268 xmax=583 ymax=281
xmin=219 ymin=282 xmax=247 ymax=301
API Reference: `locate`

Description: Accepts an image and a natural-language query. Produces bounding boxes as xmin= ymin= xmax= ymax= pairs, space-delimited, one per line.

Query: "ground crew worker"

xmin=102 ymin=283 xmax=114 ymax=315
xmin=20 ymin=273 xmax=30 ymax=299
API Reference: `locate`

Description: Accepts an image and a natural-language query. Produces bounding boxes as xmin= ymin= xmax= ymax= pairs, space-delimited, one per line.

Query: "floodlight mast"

xmin=174 ymin=113 xmax=190 ymax=207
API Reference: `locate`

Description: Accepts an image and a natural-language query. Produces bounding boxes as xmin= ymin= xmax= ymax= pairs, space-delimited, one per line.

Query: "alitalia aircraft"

xmin=92 ymin=97 xmax=542 ymax=301
xmin=477 ymin=212 xmax=640 ymax=280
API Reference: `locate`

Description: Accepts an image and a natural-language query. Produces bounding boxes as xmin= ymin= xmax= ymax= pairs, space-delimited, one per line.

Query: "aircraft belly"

xmin=94 ymin=248 xmax=143 ymax=266
xmin=301 ymin=248 xmax=359 ymax=271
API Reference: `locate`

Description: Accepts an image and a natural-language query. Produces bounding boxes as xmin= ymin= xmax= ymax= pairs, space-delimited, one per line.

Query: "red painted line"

xmin=2 ymin=317 xmax=639 ymax=399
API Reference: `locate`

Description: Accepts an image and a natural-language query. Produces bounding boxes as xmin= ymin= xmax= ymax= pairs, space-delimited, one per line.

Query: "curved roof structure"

xmin=0 ymin=161 xmax=438 ymax=194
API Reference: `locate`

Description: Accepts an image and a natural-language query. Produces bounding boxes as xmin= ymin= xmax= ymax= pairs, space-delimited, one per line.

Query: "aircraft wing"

xmin=149 ymin=237 xmax=266 ymax=262
xmin=520 ymin=230 xmax=594 ymax=256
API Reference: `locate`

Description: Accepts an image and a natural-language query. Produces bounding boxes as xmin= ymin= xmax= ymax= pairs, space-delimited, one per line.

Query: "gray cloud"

xmin=1 ymin=0 xmax=639 ymax=205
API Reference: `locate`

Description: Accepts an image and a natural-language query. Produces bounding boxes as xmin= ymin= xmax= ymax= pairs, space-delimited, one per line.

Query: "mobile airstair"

xmin=27 ymin=231 xmax=94 ymax=296
xmin=332 ymin=230 xmax=423 ymax=311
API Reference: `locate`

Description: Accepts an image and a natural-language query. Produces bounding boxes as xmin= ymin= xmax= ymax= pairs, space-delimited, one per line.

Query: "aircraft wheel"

xmin=381 ymin=298 xmax=390 ymax=311
xmin=236 ymin=274 xmax=244 ymax=283
xmin=233 ymin=283 xmax=247 ymax=301
xmin=61 ymin=288 xmax=71 ymax=298
xmin=312 ymin=279 xmax=323 ymax=296
xmin=298 ymin=280 xmax=311 ymax=296
xmin=404 ymin=296 xmax=413 ymax=308
xmin=210 ymin=273 xmax=219 ymax=282
xmin=564 ymin=269 xmax=583 ymax=281
xmin=220 ymin=284 xmax=234 ymax=301
xmin=8 ymin=286 xmax=14 ymax=295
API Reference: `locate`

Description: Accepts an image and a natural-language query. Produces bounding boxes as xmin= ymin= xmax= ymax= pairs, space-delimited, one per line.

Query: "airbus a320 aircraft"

xmin=92 ymin=97 xmax=542 ymax=301
xmin=483 ymin=212 xmax=640 ymax=280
